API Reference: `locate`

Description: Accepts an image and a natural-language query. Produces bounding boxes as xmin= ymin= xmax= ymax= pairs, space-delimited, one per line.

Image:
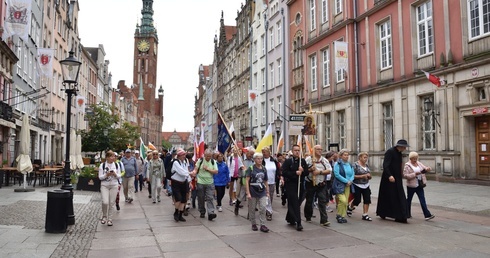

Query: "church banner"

xmin=37 ymin=48 xmax=55 ymax=78
xmin=334 ymin=41 xmax=348 ymax=72
xmin=3 ymin=0 xmax=32 ymax=42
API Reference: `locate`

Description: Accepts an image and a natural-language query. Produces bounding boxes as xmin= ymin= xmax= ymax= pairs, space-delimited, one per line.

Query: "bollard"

xmin=45 ymin=189 xmax=70 ymax=233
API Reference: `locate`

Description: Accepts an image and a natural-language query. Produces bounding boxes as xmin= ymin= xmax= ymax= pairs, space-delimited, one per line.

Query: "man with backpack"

xmin=190 ymin=149 xmax=218 ymax=220
xmin=164 ymin=149 xmax=175 ymax=196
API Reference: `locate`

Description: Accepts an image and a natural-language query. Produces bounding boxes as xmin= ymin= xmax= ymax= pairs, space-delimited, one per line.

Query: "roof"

xmin=224 ymin=26 xmax=237 ymax=41
xmin=162 ymin=131 xmax=191 ymax=142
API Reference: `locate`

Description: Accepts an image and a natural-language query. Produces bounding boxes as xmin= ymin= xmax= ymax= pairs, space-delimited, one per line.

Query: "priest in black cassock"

xmin=376 ymin=139 xmax=410 ymax=223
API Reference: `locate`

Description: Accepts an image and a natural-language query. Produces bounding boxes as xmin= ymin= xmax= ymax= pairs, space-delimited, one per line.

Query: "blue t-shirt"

xmin=246 ymin=165 xmax=268 ymax=198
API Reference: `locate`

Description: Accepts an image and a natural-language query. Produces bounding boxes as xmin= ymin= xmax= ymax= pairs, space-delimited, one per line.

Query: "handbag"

xmin=418 ymin=178 xmax=426 ymax=188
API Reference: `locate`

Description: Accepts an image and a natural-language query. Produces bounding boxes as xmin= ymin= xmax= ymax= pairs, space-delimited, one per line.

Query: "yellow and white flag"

xmin=256 ymin=124 xmax=273 ymax=152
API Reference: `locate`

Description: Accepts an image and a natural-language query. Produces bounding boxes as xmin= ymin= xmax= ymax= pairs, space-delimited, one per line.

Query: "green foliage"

xmin=79 ymin=166 xmax=98 ymax=178
xmin=80 ymin=102 xmax=139 ymax=153
xmin=161 ymin=138 xmax=172 ymax=150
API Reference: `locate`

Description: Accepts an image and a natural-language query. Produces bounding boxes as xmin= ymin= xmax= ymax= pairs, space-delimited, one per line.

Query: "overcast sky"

xmin=78 ymin=0 xmax=243 ymax=132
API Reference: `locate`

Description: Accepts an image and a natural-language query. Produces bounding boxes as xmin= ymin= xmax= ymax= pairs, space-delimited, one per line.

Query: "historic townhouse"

xmin=301 ymin=0 xmax=490 ymax=181
xmin=267 ymin=0 xmax=289 ymax=149
xmin=193 ymin=64 xmax=209 ymax=142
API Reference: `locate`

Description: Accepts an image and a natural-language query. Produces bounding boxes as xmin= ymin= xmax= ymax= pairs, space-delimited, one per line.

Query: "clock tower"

xmin=133 ymin=0 xmax=164 ymax=149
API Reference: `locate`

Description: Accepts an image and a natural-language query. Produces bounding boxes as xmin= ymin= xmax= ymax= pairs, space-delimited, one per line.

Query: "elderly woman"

xmin=333 ymin=149 xmax=354 ymax=223
xmin=262 ymin=147 xmax=279 ymax=221
xmin=245 ymin=152 xmax=269 ymax=232
xmin=171 ymin=149 xmax=190 ymax=222
xmin=403 ymin=152 xmax=435 ymax=221
xmin=214 ymin=152 xmax=230 ymax=212
xmin=98 ymin=150 xmax=122 ymax=226
xmin=147 ymin=150 xmax=165 ymax=204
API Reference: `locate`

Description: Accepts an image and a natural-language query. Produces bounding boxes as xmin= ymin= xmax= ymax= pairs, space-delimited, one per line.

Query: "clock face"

xmin=137 ymin=39 xmax=150 ymax=52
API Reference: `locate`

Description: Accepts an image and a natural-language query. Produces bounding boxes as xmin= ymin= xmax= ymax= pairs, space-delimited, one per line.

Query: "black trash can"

xmin=45 ymin=189 xmax=70 ymax=233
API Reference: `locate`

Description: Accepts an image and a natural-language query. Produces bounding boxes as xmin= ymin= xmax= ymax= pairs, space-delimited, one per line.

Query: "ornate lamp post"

xmin=60 ymin=50 xmax=81 ymax=225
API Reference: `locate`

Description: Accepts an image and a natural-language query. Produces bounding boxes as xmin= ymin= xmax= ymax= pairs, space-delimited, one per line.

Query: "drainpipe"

xmin=264 ymin=13 xmax=269 ymax=130
xmin=282 ymin=7 xmax=287 ymax=150
xmin=354 ymin=0 xmax=361 ymax=154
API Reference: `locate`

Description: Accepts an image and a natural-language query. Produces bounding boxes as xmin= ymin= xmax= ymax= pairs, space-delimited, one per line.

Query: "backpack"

xmin=102 ymin=162 xmax=119 ymax=171
xmin=165 ymin=158 xmax=178 ymax=179
xmin=196 ymin=157 xmax=215 ymax=173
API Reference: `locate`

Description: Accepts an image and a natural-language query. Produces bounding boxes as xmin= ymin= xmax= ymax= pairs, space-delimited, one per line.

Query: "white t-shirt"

xmin=263 ymin=157 xmax=276 ymax=185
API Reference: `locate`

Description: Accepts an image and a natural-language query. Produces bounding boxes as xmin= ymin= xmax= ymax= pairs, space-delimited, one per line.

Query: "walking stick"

xmin=298 ymin=133 xmax=303 ymax=198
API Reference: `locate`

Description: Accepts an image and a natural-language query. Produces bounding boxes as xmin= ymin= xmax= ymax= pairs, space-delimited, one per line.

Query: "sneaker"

xmin=362 ymin=214 xmax=372 ymax=221
xmin=305 ymin=217 xmax=312 ymax=222
xmin=313 ymin=202 xmax=318 ymax=209
xmin=208 ymin=213 xmax=217 ymax=221
xmin=321 ymin=221 xmax=331 ymax=227
xmin=234 ymin=206 xmax=239 ymax=216
xmin=266 ymin=213 xmax=272 ymax=221
xmin=200 ymin=213 xmax=205 ymax=218
xmin=276 ymin=194 xmax=280 ymax=197
xmin=296 ymin=224 xmax=303 ymax=231
xmin=260 ymin=225 xmax=269 ymax=233
xmin=346 ymin=210 xmax=352 ymax=217
xmin=116 ymin=204 xmax=120 ymax=211
xmin=148 ymin=195 xmax=152 ymax=199
xmin=336 ymin=215 xmax=344 ymax=224
xmin=128 ymin=198 xmax=133 ymax=204
xmin=251 ymin=224 xmax=258 ymax=231
xmin=107 ymin=220 xmax=113 ymax=226
xmin=157 ymin=196 xmax=161 ymax=202
xmin=326 ymin=205 xmax=334 ymax=213
xmin=217 ymin=206 xmax=223 ymax=212
xmin=229 ymin=200 xmax=233 ymax=206
xmin=425 ymin=215 xmax=435 ymax=221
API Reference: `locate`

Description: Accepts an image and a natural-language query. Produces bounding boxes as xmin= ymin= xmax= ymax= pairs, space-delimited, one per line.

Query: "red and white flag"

xmin=75 ymin=96 xmax=86 ymax=114
xmin=37 ymin=48 xmax=55 ymax=78
xmin=422 ymin=70 xmax=446 ymax=87
xmin=198 ymin=127 xmax=205 ymax=158
xmin=276 ymin=130 xmax=284 ymax=154
xmin=248 ymin=90 xmax=260 ymax=108
xmin=193 ymin=131 xmax=199 ymax=161
xmin=2 ymin=0 xmax=32 ymax=41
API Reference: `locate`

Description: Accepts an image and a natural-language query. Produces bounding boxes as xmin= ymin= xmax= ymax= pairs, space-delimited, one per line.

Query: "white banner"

xmin=248 ymin=90 xmax=260 ymax=108
xmin=3 ymin=0 xmax=32 ymax=41
xmin=37 ymin=48 xmax=55 ymax=78
xmin=334 ymin=41 xmax=348 ymax=72
xmin=75 ymin=96 xmax=86 ymax=114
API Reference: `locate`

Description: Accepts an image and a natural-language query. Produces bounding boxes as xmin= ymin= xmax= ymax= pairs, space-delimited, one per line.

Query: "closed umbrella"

xmin=15 ymin=113 xmax=33 ymax=191
xmin=76 ymin=134 xmax=84 ymax=169
xmin=69 ymin=128 xmax=77 ymax=170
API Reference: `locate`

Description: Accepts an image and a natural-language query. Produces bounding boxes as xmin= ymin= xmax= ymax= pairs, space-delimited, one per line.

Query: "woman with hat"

xmin=171 ymin=148 xmax=190 ymax=222
xmin=376 ymin=139 xmax=410 ymax=223
xmin=147 ymin=150 xmax=165 ymax=204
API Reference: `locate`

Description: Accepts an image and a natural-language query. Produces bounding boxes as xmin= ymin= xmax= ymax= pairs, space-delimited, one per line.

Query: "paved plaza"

xmin=0 ymin=176 xmax=489 ymax=258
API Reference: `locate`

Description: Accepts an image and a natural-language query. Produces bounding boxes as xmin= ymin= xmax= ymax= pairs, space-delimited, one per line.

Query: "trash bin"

xmin=45 ymin=189 xmax=70 ymax=233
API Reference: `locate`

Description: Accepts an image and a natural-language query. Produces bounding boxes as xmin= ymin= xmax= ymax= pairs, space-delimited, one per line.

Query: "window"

xmin=310 ymin=0 xmax=316 ymax=31
xmin=383 ymin=103 xmax=394 ymax=151
xmin=322 ymin=48 xmax=330 ymax=87
xmin=335 ymin=0 xmax=343 ymax=14
xmin=270 ymin=63 xmax=275 ymax=87
xmin=338 ymin=111 xmax=346 ymax=148
xmin=277 ymin=95 xmax=282 ymax=116
xmin=261 ymin=69 xmax=265 ymax=91
xmin=261 ymin=34 xmax=265 ymax=55
xmin=54 ymin=40 xmax=59 ymax=59
xmin=417 ymin=1 xmax=433 ymax=56
xmin=28 ymin=51 xmax=33 ymax=80
xmin=478 ymin=87 xmax=487 ymax=101
xmin=261 ymin=102 xmax=266 ymax=125
xmin=469 ymin=0 xmax=490 ymax=39
xmin=380 ymin=21 xmax=392 ymax=69
xmin=277 ymin=21 xmax=282 ymax=44
xmin=322 ymin=0 xmax=328 ymax=23
xmin=270 ymin=98 xmax=274 ymax=123
xmin=325 ymin=113 xmax=331 ymax=148
xmin=310 ymin=55 xmax=317 ymax=91
xmin=277 ymin=59 xmax=282 ymax=85
xmin=270 ymin=27 xmax=275 ymax=50
xmin=16 ymin=39 xmax=22 ymax=75
xmin=336 ymin=66 xmax=345 ymax=83
xmin=253 ymin=72 xmax=257 ymax=90
xmin=423 ymin=97 xmax=437 ymax=150
xmin=253 ymin=40 xmax=257 ymax=61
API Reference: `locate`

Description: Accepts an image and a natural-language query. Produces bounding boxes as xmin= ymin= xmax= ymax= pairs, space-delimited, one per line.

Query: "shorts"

xmin=171 ymin=179 xmax=188 ymax=203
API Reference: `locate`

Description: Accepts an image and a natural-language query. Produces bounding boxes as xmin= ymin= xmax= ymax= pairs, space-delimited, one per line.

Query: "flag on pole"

xmin=3 ymin=0 xmax=32 ymax=41
xmin=37 ymin=48 xmax=55 ymax=78
xmin=229 ymin=122 xmax=235 ymax=140
xmin=139 ymin=137 xmax=147 ymax=159
xmin=334 ymin=41 xmax=348 ymax=72
xmin=217 ymin=111 xmax=232 ymax=154
xmin=276 ymin=130 xmax=284 ymax=154
xmin=248 ymin=90 xmax=260 ymax=108
xmin=198 ymin=129 xmax=205 ymax=158
xmin=148 ymin=141 xmax=156 ymax=151
xmin=193 ymin=130 xmax=199 ymax=161
xmin=304 ymin=135 xmax=313 ymax=155
xmin=256 ymin=124 xmax=273 ymax=152
xmin=75 ymin=96 xmax=86 ymax=114
xmin=421 ymin=70 xmax=446 ymax=87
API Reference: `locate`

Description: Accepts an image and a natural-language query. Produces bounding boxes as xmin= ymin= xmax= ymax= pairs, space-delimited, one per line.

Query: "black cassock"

xmin=376 ymin=146 xmax=408 ymax=221
xmin=282 ymin=157 xmax=308 ymax=225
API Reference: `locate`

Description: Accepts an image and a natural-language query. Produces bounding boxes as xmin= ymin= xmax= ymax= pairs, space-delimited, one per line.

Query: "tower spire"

xmin=140 ymin=0 xmax=156 ymax=37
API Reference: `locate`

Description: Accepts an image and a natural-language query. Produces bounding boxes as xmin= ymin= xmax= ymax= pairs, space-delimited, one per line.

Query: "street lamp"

xmin=273 ymin=116 xmax=283 ymax=154
xmin=60 ymin=50 xmax=81 ymax=225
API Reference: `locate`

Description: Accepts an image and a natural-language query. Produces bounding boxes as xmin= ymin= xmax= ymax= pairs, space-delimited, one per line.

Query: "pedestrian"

xmin=262 ymin=147 xmax=279 ymax=221
xmin=98 ymin=150 xmax=121 ymax=226
xmin=227 ymin=147 xmax=244 ymax=206
xmin=245 ymin=152 xmax=270 ymax=233
xmin=235 ymin=147 xmax=253 ymax=216
xmin=325 ymin=151 xmax=337 ymax=212
xmin=403 ymin=151 xmax=435 ymax=221
xmin=214 ymin=152 xmax=230 ymax=212
xmin=144 ymin=150 xmax=152 ymax=199
xmin=275 ymin=153 xmax=284 ymax=198
xmin=171 ymin=149 xmax=190 ymax=222
xmin=134 ymin=150 xmax=145 ymax=193
xmin=282 ymin=144 xmax=309 ymax=231
xmin=147 ymin=150 xmax=165 ymax=203
xmin=304 ymin=145 xmax=331 ymax=226
xmin=191 ymin=149 xmax=218 ymax=220
xmin=120 ymin=149 xmax=138 ymax=203
xmin=350 ymin=152 xmax=373 ymax=221
xmin=376 ymin=139 xmax=410 ymax=223
xmin=186 ymin=153 xmax=198 ymax=209
xmin=114 ymin=159 xmax=124 ymax=211
xmin=332 ymin=149 xmax=355 ymax=223
xmin=163 ymin=149 xmax=175 ymax=196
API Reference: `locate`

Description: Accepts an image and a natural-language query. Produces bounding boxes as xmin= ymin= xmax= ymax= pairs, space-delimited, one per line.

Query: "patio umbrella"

xmin=15 ymin=113 xmax=33 ymax=191
xmin=76 ymin=134 xmax=84 ymax=169
xmin=70 ymin=128 xmax=77 ymax=170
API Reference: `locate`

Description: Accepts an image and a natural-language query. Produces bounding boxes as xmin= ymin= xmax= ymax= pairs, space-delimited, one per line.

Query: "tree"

xmin=161 ymin=138 xmax=172 ymax=150
xmin=80 ymin=103 xmax=139 ymax=153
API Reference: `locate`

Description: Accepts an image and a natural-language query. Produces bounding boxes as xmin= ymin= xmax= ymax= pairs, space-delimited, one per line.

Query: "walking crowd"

xmin=96 ymin=138 xmax=435 ymax=231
